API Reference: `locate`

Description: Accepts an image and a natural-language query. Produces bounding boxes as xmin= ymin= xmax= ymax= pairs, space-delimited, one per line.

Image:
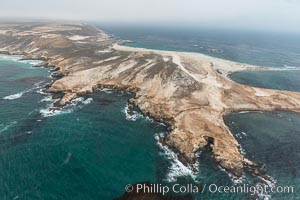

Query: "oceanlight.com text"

xmin=125 ymin=183 xmax=294 ymax=196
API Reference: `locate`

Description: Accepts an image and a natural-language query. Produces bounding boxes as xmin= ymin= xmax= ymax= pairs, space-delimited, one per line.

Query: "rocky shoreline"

xmin=1 ymin=22 xmax=300 ymax=178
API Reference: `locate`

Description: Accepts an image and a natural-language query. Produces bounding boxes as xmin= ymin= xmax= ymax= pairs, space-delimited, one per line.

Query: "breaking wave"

xmin=19 ymin=60 xmax=43 ymax=66
xmin=123 ymin=104 xmax=143 ymax=121
xmin=40 ymin=97 xmax=93 ymax=117
xmin=283 ymin=64 xmax=299 ymax=69
xmin=154 ymin=133 xmax=197 ymax=182
xmin=0 ymin=54 xmax=22 ymax=61
xmin=0 ymin=54 xmax=43 ymax=65
xmin=2 ymin=92 xmax=25 ymax=100
xmin=2 ymin=81 xmax=47 ymax=100
xmin=98 ymin=88 xmax=113 ymax=94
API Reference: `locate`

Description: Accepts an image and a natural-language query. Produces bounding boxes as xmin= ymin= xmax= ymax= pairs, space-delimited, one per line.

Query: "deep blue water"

xmin=224 ymin=111 xmax=300 ymax=200
xmin=98 ymin=25 xmax=300 ymax=199
xmin=99 ymin=24 xmax=300 ymax=67
xmin=230 ymin=70 xmax=300 ymax=92
xmin=0 ymin=56 xmax=172 ymax=199
xmin=1 ymin=24 xmax=300 ymax=200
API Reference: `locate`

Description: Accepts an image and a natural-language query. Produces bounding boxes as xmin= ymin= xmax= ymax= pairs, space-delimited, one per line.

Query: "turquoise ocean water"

xmin=1 ymin=25 xmax=300 ymax=199
xmin=0 ymin=56 xmax=172 ymax=199
xmin=98 ymin=25 xmax=300 ymax=199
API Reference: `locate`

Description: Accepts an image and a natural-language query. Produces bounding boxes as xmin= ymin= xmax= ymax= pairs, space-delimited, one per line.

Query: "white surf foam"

xmin=145 ymin=116 xmax=155 ymax=123
xmin=19 ymin=59 xmax=43 ymax=66
xmin=0 ymin=54 xmax=22 ymax=61
xmin=238 ymin=111 xmax=251 ymax=114
xmin=40 ymin=97 xmax=93 ymax=117
xmin=0 ymin=54 xmax=44 ymax=67
xmin=218 ymin=153 xmax=277 ymax=200
xmin=235 ymin=132 xmax=243 ymax=139
xmin=253 ymin=175 xmax=277 ymax=200
xmin=99 ymin=88 xmax=113 ymax=94
xmin=283 ymin=64 xmax=298 ymax=69
xmin=218 ymin=166 xmax=245 ymax=185
xmin=2 ymin=92 xmax=25 ymax=100
xmin=238 ymin=144 xmax=247 ymax=155
xmin=3 ymin=80 xmax=47 ymax=100
xmin=37 ymin=88 xmax=48 ymax=95
xmin=238 ymin=110 xmax=263 ymax=114
xmin=154 ymin=133 xmax=197 ymax=182
xmin=40 ymin=107 xmax=71 ymax=118
xmin=68 ymin=97 xmax=93 ymax=107
xmin=40 ymin=95 xmax=53 ymax=103
xmin=241 ymin=131 xmax=247 ymax=136
xmin=123 ymin=104 xmax=143 ymax=121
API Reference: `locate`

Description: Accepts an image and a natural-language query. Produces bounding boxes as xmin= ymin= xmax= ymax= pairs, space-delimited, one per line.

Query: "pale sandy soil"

xmin=1 ymin=23 xmax=300 ymax=179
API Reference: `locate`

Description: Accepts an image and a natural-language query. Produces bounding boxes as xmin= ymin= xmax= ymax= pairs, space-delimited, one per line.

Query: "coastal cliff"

xmin=1 ymin=22 xmax=300 ymax=178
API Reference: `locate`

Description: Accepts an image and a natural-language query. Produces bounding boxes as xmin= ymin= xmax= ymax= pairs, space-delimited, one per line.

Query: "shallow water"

xmin=225 ymin=111 xmax=300 ymax=199
xmin=0 ymin=92 xmax=169 ymax=199
xmin=0 ymin=55 xmax=266 ymax=200
xmin=98 ymin=26 xmax=300 ymax=199
xmin=229 ymin=64 xmax=300 ymax=185
xmin=0 ymin=57 xmax=188 ymax=199
xmin=2 ymin=25 xmax=300 ymax=199
xmin=99 ymin=24 xmax=300 ymax=67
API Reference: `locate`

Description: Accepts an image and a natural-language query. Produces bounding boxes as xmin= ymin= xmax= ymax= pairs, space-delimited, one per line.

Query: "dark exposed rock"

xmin=2 ymin=22 xmax=300 ymax=178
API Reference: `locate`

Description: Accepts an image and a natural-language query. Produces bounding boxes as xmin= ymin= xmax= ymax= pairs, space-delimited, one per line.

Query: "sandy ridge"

xmin=1 ymin=23 xmax=300 ymax=178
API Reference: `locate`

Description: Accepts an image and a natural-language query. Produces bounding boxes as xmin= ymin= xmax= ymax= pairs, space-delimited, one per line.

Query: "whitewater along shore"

xmin=1 ymin=22 xmax=300 ymax=178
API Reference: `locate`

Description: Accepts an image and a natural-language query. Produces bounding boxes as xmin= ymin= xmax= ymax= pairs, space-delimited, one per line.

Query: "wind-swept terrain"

xmin=1 ymin=22 xmax=300 ymax=178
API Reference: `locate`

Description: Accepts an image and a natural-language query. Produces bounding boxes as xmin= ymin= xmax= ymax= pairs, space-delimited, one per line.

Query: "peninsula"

xmin=1 ymin=22 xmax=300 ymax=177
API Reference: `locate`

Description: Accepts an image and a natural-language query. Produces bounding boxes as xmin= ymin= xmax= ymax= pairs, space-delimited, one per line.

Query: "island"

xmin=1 ymin=22 xmax=300 ymax=178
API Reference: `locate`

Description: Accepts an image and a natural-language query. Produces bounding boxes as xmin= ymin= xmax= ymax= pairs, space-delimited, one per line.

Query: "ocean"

xmin=1 ymin=24 xmax=300 ymax=199
xmin=99 ymin=24 xmax=300 ymax=199
xmin=0 ymin=55 xmax=172 ymax=200
xmin=100 ymin=24 xmax=300 ymax=68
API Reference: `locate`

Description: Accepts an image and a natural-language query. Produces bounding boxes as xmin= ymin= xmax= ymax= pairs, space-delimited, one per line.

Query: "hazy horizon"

xmin=1 ymin=0 xmax=300 ymax=33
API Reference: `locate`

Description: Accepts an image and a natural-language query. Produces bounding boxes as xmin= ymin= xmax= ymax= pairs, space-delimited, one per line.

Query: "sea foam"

xmin=2 ymin=92 xmax=25 ymax=100
xmin=99 ymin=88 xmax=113 ymax=94
xmin=40 ymin=97 xmax=93 ymax=117
xmin=154 ymin=133 xmax=197 ymax=182
xmin=0 ymin=54 xmax=44 ymax=66
xmin=123 ymin=104 xmax=143 ymax=121
xmin=2 ymin=80 xmax=47 ymax=100
xmin=19 ymin=59 xmax=43 ymax=66
xmin=0 ymin=54 xmax=22 ymax=61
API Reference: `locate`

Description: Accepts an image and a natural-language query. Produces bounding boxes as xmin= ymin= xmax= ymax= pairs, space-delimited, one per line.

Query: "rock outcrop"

xmin=1 ymin=22 xmax=300 ymax=177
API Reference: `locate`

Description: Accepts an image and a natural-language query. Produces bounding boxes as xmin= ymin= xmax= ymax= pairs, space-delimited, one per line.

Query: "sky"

xmin=1 ymin=0 xmax=300 ymax=32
